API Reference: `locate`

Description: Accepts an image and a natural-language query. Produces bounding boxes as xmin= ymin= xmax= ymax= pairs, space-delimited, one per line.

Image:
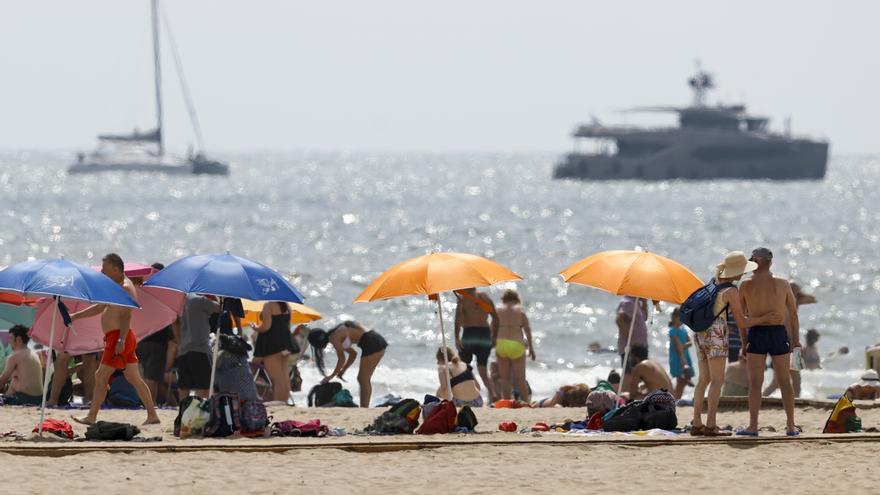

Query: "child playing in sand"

xmin=667 ymin=308 xmax=694 ymax=399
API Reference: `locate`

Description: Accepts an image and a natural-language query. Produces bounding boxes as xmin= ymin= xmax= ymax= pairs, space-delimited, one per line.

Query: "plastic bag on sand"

xmin=180 ymin=398 xmax=210 ymax=439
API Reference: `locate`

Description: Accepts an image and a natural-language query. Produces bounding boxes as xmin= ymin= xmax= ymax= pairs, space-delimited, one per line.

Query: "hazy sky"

xmin=1 ymin=0 xmax=877 ymax=153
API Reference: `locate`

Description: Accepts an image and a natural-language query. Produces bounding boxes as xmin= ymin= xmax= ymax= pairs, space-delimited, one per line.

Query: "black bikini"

xmin=450 ymin=364 xmax=475 ymax=388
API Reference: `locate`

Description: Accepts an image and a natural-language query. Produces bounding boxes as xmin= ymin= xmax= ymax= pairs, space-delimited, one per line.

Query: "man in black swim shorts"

xmin=454 ymin=288 xmax=499 ymax=402
xmin=739 ymin=247 xmax=801 ymax=436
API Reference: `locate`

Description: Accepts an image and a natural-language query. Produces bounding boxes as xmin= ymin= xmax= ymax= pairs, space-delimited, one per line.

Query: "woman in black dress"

xmin=308 ymin=321 xmax=387 ymax=407
xmin=250 ymin=301 xmax=294 ymax=402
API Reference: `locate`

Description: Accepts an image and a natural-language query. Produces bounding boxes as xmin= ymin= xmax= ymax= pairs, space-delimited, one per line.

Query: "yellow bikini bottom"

xmin=495 ymin=338 xmax=526 ymax=360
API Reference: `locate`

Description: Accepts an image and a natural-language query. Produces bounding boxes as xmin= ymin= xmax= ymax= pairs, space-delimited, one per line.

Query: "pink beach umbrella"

xmin=29 ymin=286 xmax=184 ymax=355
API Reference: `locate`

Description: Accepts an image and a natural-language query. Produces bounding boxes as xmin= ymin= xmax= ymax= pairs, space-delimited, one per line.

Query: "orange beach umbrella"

xmin=355 ymin=252 xmax=522 ymax=392
xmin=241 ymin=299 xmax=322 ymax=327
xmin=560 ymin=250 xmax=703 ymax=394
xmin=560 ymin=250 xmax=702 ymax=305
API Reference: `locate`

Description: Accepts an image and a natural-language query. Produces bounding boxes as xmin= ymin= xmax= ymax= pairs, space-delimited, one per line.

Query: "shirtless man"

xmin=739 ymin=247 xmax=800 ymax=436
xmin=71 ymin=253 xmax=159 ymax=425
xmin=0 ymin=325 xmax=44 ymax=405
xmin=454 ymin=287 xmax=498 ymax=402
xmin=621 ymin=344 xmax=674 ymax=399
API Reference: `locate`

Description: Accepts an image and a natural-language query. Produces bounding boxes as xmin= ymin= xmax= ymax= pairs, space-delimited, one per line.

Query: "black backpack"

xmin=85 ymin=421 xmax=140 ymax=441
xmin=205 ymin=393 xmax=241 ymax=437
xmin=456 ymin=405 xmax=478 ymax=430
xmin=602 ymin=401 xmax=645 ymax=432
xmin=308 ymin=382 xmax=343 ymax=407
xmin=680 ymin=280 xmax=734 ymax=332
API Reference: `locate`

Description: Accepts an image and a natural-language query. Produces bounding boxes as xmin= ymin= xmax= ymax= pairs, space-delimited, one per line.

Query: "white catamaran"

xmin=69 ymin=0 xmax=229 ymax=175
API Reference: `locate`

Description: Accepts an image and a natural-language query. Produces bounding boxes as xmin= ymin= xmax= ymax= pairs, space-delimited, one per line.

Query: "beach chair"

xmin=250 ymin=361 xmax=273 ymax=402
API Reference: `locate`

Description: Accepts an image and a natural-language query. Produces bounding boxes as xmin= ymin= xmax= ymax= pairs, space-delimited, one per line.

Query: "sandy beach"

xmin=3 ymin=402 xmax=879 ymax=494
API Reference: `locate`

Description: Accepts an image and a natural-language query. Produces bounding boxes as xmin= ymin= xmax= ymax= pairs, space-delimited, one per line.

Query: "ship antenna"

xmin=688 ymin=59 xmax=714 ymax=107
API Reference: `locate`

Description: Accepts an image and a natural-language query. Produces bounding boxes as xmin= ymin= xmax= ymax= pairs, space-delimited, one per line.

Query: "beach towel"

xmin=454 ymin=290 xmax=494 ymax=313
xmin=33 ymin=419 xmax=74 ymax=440
xmin=271 ymin=419 xmax=328 ymax=437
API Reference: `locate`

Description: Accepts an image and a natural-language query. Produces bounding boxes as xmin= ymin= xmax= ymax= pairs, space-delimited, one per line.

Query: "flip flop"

xmin=735 ymin=428 xmax=758 ymax=437
xmin=786 ymin=430 xmax=800 ymax=437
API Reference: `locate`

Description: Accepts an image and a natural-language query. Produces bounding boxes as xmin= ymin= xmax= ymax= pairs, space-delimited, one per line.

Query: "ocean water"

xmin=2 ymin=150 xmax=879 ymax=402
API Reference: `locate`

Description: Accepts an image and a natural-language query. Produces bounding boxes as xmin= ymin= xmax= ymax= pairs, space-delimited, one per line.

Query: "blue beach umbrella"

xmin=0 ymin=258 xmax=140 ymax=435
xmin=144 ymin=252 xmax=304 ymax=397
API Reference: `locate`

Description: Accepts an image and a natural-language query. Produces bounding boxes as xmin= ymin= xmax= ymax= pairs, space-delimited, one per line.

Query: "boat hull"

xmin=554 ymin=136 xmax=828 ymax=181
xmin=68 ymin=157 xmax=229 ymax=176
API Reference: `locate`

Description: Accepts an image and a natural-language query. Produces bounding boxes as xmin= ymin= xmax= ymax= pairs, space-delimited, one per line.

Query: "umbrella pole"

xmin=435 ymin=296 xmax=453 ymax=398
xmin=208 ymin=296 xmax=223 ymax=399
xmin=617 ymin=297 xmax=640 ymax=396
xmin=38 ymin=296 xmax=60 ymax=437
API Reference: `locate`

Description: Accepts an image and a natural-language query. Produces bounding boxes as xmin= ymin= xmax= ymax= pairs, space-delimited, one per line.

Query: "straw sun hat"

xmin=717 ymin=251 xmax=759 ymax=279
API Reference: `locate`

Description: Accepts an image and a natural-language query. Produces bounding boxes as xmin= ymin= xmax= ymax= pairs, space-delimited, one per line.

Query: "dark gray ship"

xmin=554 ymin=68 xmax=828 ymax=180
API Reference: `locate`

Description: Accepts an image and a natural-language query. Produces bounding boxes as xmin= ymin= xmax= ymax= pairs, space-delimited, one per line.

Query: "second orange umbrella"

xmin=355 ymin=252 xmax=522 ymax=393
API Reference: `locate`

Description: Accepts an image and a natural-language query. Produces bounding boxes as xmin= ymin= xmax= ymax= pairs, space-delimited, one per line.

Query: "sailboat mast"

xmin=151 ymin=0 xmax=164 ymax=155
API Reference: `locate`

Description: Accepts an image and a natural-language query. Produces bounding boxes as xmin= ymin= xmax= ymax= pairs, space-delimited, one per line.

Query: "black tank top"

xmin=253 ymin=310 xmax=293 ymax=357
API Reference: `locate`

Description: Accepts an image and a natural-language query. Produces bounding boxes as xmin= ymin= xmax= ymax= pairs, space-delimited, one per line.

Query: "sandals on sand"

xmin=735 ymin=428 xmax=759 ymax=437
xmin=690 ymin=425 xmax=706 ymax=436
xmin=703 ymin=426 xmax=732 ymax=437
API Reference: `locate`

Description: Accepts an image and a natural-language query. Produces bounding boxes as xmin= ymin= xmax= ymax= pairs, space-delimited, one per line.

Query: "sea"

xmin=2 ymin=150 xmax=878 ymax=403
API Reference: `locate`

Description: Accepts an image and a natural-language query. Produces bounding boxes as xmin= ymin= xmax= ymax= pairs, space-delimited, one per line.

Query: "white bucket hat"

xmin=858 ymin=369 xmax=880 ymax=386
xmin=717 ymin=251 xmax=759 ymax=279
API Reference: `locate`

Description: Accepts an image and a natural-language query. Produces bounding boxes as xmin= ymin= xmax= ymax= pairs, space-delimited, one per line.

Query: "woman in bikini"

xmin=494 ymin=289 xmax=535 ymax=402
xmin=308 ymin=321 xmax=387 ymax=407
xmin=691 ymin=252 xmax=778 ymax=437
xmin=250 ymin=301 xmax=294 ymax=402
xmin=435 ymin=346 xmax=483 ymax=407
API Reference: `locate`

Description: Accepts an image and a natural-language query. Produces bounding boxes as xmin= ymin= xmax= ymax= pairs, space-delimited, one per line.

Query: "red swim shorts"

xmin=101 ymin=329 xmax=138 ymax=369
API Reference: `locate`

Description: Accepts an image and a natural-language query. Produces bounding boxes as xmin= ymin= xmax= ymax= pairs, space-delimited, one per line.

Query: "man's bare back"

xmin=456 ymin=290 xmax=494 ymax=328
xmin=633 ymin=360 xmax=674 ymax=396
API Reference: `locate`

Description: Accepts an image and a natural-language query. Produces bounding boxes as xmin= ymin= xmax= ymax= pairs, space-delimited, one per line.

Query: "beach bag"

xmin=641 ymin=402 xmax=678 ymax=430
xmin=680 ymin=281 xmax=734 ymax=332
xmin=174 ymin=395 xmax=199 ymax=437
xmin=823 ymin=395 xmax=860 ymax=433
xmin=366 ymin=398 xmax=422 ymax=434
xmin=215 ymin=353 xmax=259 ymax=401
xmin=106 ymin=372 xmax=142 ymax=408
xmin=586 ymin=390 xmax=619 ymax=417
xmin=85 ymin=421 xmax=140 ymax=441
xmin=587 ymin=411 xmax=604 ymax=430
xmin=456 ymin=405 xmax=478 ymax=430
xmin=390 ymin=398 xmax=422 ymax=431
xmin=602 ymin=401 xmax=644 ymax=432
xmin=417 ymin=400 xmax=457 ymax=434
xmin=331 ymin=388 xmax=358 ymax=407
xmin=271 ymin=419 xmax=329 ymax=437
xmin=239 ymin=399 xmax=269 ymax=437
xmin=218 ymin=333 xmax=251 ymax=357
xmin=179 ymin=397 xmax=210 ymax=439
xmin=205 ymin=393 xmax=241 ymax=437
xmin=33 ymin=419 xmax=74 ymax=440
xmin=308 ymin=382 xmax=343 ymax=407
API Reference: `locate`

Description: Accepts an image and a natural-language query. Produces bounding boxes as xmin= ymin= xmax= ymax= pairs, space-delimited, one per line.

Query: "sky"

xmin=1 ymin=0 xmax=877 ymax=154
